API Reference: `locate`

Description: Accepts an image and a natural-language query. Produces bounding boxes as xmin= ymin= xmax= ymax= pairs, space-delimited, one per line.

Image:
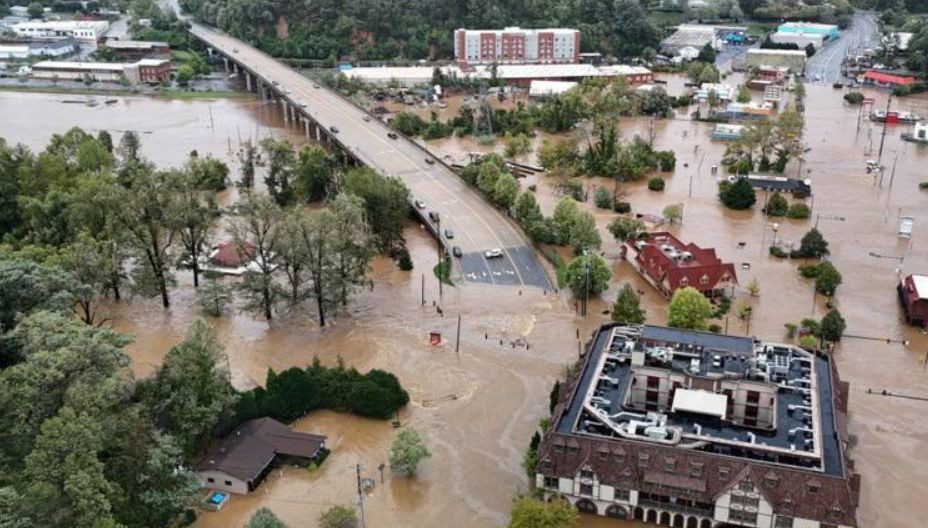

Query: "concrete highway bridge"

xmin=190 ymin=23 xmax=550 ymax=289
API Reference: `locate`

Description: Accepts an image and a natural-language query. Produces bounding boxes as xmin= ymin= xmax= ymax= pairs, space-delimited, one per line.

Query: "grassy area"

xmin=542 ymin=248 xmax=568 ymax=289
xmin=747 ymin=22 xmax=777 ymax=37
xmin=433 ymin=260 xmax=454 ymax=286
xmin=648 ymin=10 xmax=688 ymax=29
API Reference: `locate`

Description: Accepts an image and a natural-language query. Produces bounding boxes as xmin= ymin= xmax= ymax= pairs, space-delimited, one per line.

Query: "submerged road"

xmin=190 ymin=24 xmax=550 ymax=289
xmin=805 ymin=11 xmax=879 ymax=85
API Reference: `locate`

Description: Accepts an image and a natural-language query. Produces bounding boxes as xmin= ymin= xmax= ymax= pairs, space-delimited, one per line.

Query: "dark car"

xmin=444 ymin=228 xmax=454 ymax=239
xmin=387 ymin=132 xmax=398 ymax=139
xmin=425 ymin=158 xmax=435 ymax=165
xmin=330 ymin=126 xmax=339 ymax=133
xmin=452 ymin=246 xmax=463 ymax=258
xmin=428 ymin=211 xmax=440 ymax=222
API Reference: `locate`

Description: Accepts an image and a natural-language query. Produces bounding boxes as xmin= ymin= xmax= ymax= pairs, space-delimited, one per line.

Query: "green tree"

xmin=593 ymin=186 xmax=612 ymax=209
xmin=607 ymin=216 xmax=643 ymax=241
xmin=667 ymin=287 xmax=714 ymax=330
xmin=492 ymin=172 xmax=520 ymax=210
xmin=737 ymin=84 xmax=752 ymax=103
xmin=232 ymin=192 xmax=283 ymax=320
xmin=141 ymin=319 xmax=235 ymax=455
xmin=552 ymin=197 xmax=579 ymax=245
xmin=342 ymin=167 xmax=410 ymax=250
xmin=0 ymin=259 xmax=80 ymax=335
xmin=814 ymin=261 xmax=842 ymax=296
xmin=697 ymin=43 xmax=717 ymax=63
xmin=508 ymin=496 xmax=578 ymax=528
xmin=318 ymin=505 xmax=357 ymax=528
xmin=568 ymin=211 xmax=601 ymax=254
xmin=795 ymin=228 xmax=830 ymax=259
xmin=746 ymin=278 xmax=761 ymax=297
xmin=236 ymin=139 xmax=261 ymax=189
xmin=662 ymin=204 xmax=682 ymax=225
xmin=514 ymin=190 xmax=543 ymax=226
xmin=389 ymin=428 xmax=431 ymax=477
xmin=764 ymin=192 xmax=788 ymax=216
xmin=198 ymin=274 xmax=232 ymax=316
xmin=246 ymin=508 xmax=288 ymax=528
xmin=175 ymin=64 xmax=195 ymax=84
xmin=718 ymin=178 xmax=757 ymax=210
xmin=504 ymin=132 xmax=532 ymax=157
xmin=565 ymin=253 xmax=611 ymax=298
xmin=260 ymin=138 xmax=297 ymax=206
xmin=612 ymin=283 xmax=646 ymax=324
xmin=293 ymin=144 xmax=335 ymax=202
xmin=186 ymin=154 xmax=229 ymax=191
xmin=820 ymin=308 xmax=846 ymax=342
xmin=175 ymin=168 xmax=218 ymax=288
xmin=26 ymin=2 xmax=43 ymax=18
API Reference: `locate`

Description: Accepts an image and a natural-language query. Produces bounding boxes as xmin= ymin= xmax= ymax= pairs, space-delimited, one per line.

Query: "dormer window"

xmin=663 ymin=457 xmax=676 ymax=473
xmin=637 ymin=453 xmax=650 ymax=468
xmin=689 ymin=462 xmax=704 ymax=478
xmin=700 ymin=274 xmax=710 ymax=285
xmin=738 ymin=479 xmax=754 ymax=492
xmin=807 ymin=480 xmax=821 ymax=494
xmin=579 ymin=467 xmax=594 ymax=480
xmin=719 ymin=466 xmax=731 ymax=481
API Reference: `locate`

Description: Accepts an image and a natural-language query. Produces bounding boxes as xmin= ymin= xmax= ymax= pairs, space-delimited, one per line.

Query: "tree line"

xmin=0 ymin=128 xmax=412 ymax=329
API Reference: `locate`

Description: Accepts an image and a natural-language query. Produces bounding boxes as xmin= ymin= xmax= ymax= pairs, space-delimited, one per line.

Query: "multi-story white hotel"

xmin=454 ymin=27 xmax=579 ymax=67
xmin=12 ymin=20 xmax=110 ymax=41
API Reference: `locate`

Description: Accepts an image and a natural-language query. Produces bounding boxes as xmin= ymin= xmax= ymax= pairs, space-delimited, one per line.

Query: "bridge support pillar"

xmin=303 ymin=118 xmax=310 ymax=137
xmin=207 ymin=46 xmax=214 ymax=58
xmin=283 ymin=102 xmax=289 ymax=122
xmin=315 ymin=124 xmax=322 ymax=142
xmin=244 ymin=72 xmax=252 ymax=91
xmin=223 ymin=58 xmax=229 ymax=72
xmin=232 ymin=62 xmax=238 ymax=74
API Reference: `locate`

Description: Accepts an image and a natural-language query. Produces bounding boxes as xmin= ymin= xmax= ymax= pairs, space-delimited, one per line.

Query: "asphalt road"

xmin=805 ymin=11 xmax=879 ymax=85
xmin=190 ymin=24 xmax=551 ymax=289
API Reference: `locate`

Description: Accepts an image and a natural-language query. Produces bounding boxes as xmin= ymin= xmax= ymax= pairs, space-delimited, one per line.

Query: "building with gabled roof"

xmin=898 ymin=274 xmax=928 ymax=326
xmin=534 ymin=323 xmax=860 ymax=527
xmin=194 ymin=417 xmax=326 ymax=494
xmin=623 ymin=231 xmax=737 ymax=298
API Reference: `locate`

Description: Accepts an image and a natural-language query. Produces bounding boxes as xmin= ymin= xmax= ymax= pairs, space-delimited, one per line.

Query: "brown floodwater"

xmin=1 ymin=82 xmax=927 ymax=527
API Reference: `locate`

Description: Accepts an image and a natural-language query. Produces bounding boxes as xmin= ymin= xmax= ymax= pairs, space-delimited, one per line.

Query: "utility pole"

xmin=436 ymin=217 xmax=443 ymax=299
xmin=356 ymin=464 xmax=366 ymax=528
xmin=877 ymin=93 xmax=892 ymax=164
xmin=421 ymin=274 xmax=425 ymax=306
xmin=455 ymin=314 xmax=462 ymax=354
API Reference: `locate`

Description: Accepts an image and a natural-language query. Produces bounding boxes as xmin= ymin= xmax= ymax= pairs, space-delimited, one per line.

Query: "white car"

xmin=485 ymin=248 xmax=503 ymax=259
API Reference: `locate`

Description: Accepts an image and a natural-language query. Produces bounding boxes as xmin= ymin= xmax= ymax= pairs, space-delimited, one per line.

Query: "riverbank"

xmin=0 ymin=83 xmax=249 ymax=99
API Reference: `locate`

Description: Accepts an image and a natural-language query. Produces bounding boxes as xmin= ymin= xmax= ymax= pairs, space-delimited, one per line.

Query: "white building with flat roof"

xmin=455 ymin=27 xmax=580 ymax=66
xmin=12 ymin=20 xmax=109 ymax=41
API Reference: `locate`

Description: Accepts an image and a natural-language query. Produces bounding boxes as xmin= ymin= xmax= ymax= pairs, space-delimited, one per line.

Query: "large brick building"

xmin=454 ymin=27 xmax=579 ymax=67
xmin=535 ymin=323 xmax=860 ymax=528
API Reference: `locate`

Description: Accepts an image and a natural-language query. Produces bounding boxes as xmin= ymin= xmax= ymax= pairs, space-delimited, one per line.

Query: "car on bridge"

xmin=428 ymin=211 xmax=440 ymax=222
xmin=387 ymin=132 xmax=398 ymax=139
xmin=444 ymin=229 xmax=454 ymax=239
xmin=452 ymin=246 xmax=463 ymax=258
xmin=363 ymin=115 xmax=371 ymax=122
xmin=485 ymin=248 xmax=503 ymax=259
xmin=425 ymin=158 xmax=435 ymax=165
xmin=414 ymin=199 xmax=426 ymax=209
xmin=330 ymin=126 xmax=340 ymax=134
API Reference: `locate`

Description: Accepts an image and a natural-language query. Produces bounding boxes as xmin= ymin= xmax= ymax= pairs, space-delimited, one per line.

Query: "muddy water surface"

xmin=2 ymin=84 xmax=927 ymax=527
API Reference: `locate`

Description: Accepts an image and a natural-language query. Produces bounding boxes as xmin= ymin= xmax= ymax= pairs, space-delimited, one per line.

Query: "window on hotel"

xmin=774 ymin=516 xmax=793 ymax=528
xmin=689 ymin=462 xmax=704 ymax=478
xmin=544 ymin=476 xmax=558 ymax=489
xmin=615 ymin=488 xmax=630 ymax=501
xmin=637 ymin=453 xmax=650 ymax=468
xmin=579 ymin=483 xmax=594 ymax=496
xmin=580 ymin=468 xmax=594 ymax=480
xmin=738 ymin=479 xmax=753 ymax=492
xmin=728 ymin=510 xmax=757 ymax=525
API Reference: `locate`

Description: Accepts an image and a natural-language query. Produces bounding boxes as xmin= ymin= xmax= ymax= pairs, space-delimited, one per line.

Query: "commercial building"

xmin=195 ymin=417 xmax=327 ymax=494
xmin=529 ymin=80 xmax=577 ymax=98
xmin=535 ymin=323 xmax=860 ymax=527
xmin=898 ymin=274 xmax=928 ymax=326
xmin=454 ymin=27 xmax=579 ymax=66
xmin=31 ymin=58 xmax=171 ymax=84
xmin=777 ymin=22 xmax=839 ymax=41
xmin=770 ymin=31 xmax=825 ymax=50
xmin=622 ymin=231 xmax=737 ymax=298
xmin=11 ymin=20 xmax=110 ymax=41
xmin=660 ymin=25 xmax=747 ymax=55
xmin=0 ymin=39 xmax=76 ymax=59
xmin=340 ymin=63 xmax=651 ymax=88
xmin=745 ymin=49 xmax=807 ymax=73
xmin=861 ymin=70 xmax=915 ymax=89
xmin=102 ymin=39 xmax=170 ymax=56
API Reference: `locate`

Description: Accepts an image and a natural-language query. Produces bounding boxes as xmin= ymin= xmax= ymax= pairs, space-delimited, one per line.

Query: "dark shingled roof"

xmin=195 ymin=418 xmax=326 ymax=482
xmin=641 ymin=324 xmax=755 ymax=355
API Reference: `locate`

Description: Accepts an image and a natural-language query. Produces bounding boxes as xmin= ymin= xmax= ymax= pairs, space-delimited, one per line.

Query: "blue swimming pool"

xmin=208 ymin=491 xmax=226 ymax=504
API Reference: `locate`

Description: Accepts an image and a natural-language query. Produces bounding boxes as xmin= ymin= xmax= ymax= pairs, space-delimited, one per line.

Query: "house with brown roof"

xmin=534 ymin=323 xmax=859 ymax=528
xmin=623 ymin=232 xmax=738 ymax=298
xmin=194 ymin=417 xmax=326 ymax=494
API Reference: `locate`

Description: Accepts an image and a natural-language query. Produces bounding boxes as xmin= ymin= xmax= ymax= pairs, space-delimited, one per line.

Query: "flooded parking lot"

xmin=1 ymin=84 xmax=927 ymax=527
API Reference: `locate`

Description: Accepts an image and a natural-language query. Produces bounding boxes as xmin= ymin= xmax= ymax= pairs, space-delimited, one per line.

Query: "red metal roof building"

xmin=624 ymin=232 xmax=738 ymax=298
xmin=862 ymin=70 xmax=915 ymax=88
xmin=898 ymin=274 xmax=928 ymax=326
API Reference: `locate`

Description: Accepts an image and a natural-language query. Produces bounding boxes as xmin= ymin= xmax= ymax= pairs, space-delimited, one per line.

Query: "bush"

xmin=648 ymin=177 xmax=666 ymax=191
xmin=787 ymin=202 xmax=811 ymax=219
xmin=769 ymin=246 xmax=787 ymax=258
xmin=798 ymin=264 xmax=820 ymax=278
xmin=593 ymin=186 xmax=613 ymax=209
xmin=233 ymin=360 xmax=410 ymax=424
xmin=658 ymin=150 xmax=676 ymax=171
xmin=395 ymin=247 xmax=413 ymax=270
xmin=764 ymin=192 xmax=788 ymax=216
xmin=919 ymin=181 xmax=928 ymax=191
xmin=843 ymin=91 xmax=864 ymax=105
xmin=718 ymin=178 xmax=757 ymax=210
xmin=614 ymin=201 xmax=631 ymax=214
xmin=708 ymin=324 xmax=722 ymax=333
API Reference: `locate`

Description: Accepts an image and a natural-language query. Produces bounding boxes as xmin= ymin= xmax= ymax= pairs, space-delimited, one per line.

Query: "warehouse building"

xmin=777 ymin=22 xmax=839 ymax=41
xmin=0 ymin=39 xmax=76 ymax=59
xmin=12 ymin=20 xmax=109 ymax=41
xmin=341 ymin=63 xmax=652 ymax=88
xmin=770 ymin=31 xmax=825 ymax=50
xmin=31 ymin=58 xmax=171 ymax=84
xmin=746 ymin=49 xmax=808 ymax=72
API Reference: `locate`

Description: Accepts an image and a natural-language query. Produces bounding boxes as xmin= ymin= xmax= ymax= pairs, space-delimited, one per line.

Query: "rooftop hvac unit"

xmin=680 ymin=251 xmax=693 ymax=261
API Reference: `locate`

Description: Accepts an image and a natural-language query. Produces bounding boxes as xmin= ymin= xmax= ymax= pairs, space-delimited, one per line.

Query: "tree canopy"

xmin=667 ymin=287 xmax=714 ymax=330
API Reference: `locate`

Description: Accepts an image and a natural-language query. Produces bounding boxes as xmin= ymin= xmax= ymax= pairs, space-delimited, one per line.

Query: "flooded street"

xmin=1 ymin=82 xmax=927 ymax=527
